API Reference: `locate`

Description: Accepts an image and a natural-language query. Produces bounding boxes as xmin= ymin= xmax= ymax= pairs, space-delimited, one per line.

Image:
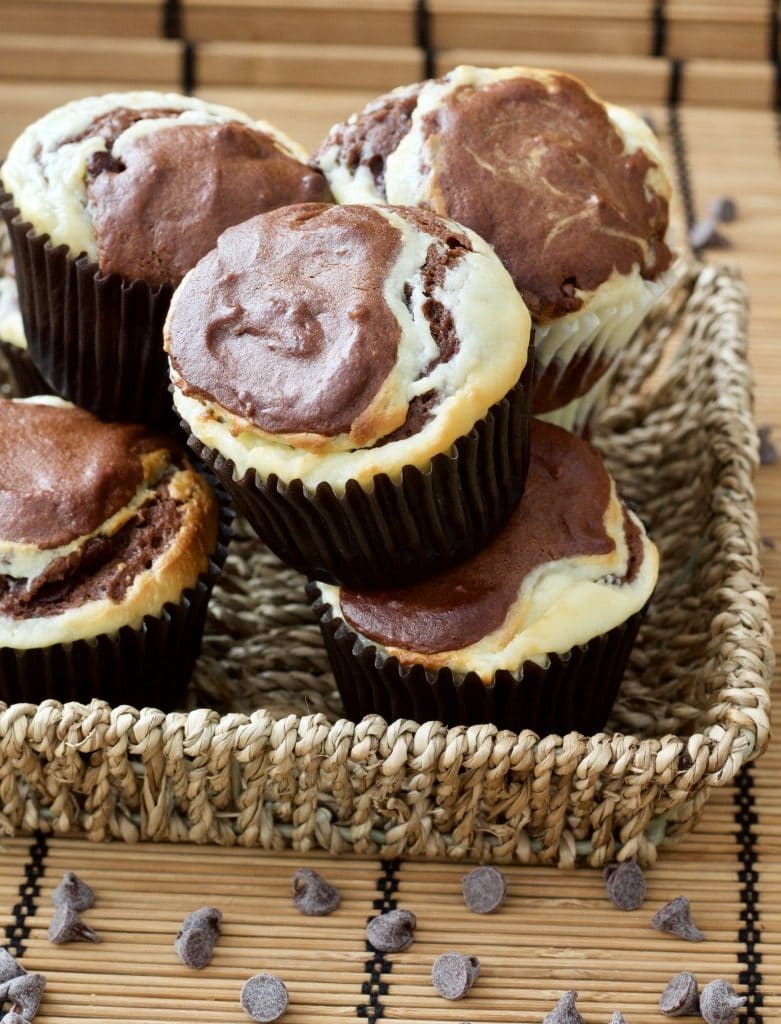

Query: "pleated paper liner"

xmin=0 ymin=337 xmax=53 ymax=398
xmin=0 ymin=483 xmax=233 ymax=711
xmin=183 ymin=354 xmax=534 ymax=589
xmin=309 ymin=582 xmax=646 ymax=734
xmin=0 ymin=190 xmax=174 ymax=426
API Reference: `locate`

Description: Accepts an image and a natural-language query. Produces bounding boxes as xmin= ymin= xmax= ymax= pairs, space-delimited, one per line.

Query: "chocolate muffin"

xmin=0 ymin=396 xmax=226 ymax=707
xmin=315 ymin=66 xmax=677 ymax=433
xmin=0 ymin=224 xmax=51 ymax=397
xmin=166 ymin=201 xmax=533 ymax=588
xmin=309 ymin=419 xmax=658 ymax=734
xmin=0 ymin=91 xmax=330 ymax=423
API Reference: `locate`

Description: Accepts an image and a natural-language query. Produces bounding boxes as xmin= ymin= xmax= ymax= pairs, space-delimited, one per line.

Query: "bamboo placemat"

xmin=0 ymin=39 xmax=779 ymax=1024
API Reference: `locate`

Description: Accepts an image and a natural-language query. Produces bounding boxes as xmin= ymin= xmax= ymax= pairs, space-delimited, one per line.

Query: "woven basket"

xmin=0 ymin=263 xmax=772 ymax=867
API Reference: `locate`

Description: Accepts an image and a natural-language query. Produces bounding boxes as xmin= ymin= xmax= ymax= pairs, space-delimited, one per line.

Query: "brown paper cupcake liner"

xmin=309 ymin=583 xmax=647 ymax=734
xmin=0 ymin=339 xmax=54 ymax=398
xmin=1 ymin=190 xmax=174 ymax=425
xmin=0 ymin=483 xmax=233 ymax=711
xmin=184 ymin=353 xmax=533 ymax=589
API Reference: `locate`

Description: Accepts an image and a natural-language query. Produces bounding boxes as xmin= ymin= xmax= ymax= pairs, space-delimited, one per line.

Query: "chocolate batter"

xmin=340 ymin=420 xmax=642 ymax=653
xmin=84 ymin=119 xmax=330 ymax=286
xmin=0 ymin=400 xmax=162 ymax=549
xmin=422 ymin=74 xmax=672 ymax=321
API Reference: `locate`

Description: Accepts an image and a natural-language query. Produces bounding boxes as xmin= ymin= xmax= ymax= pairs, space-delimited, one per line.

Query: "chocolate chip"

xmin=86 ymin=151 xmax=125 ymax=178
xmin=175 ymin=927 xmax=218 ymax=970
xmin=759 ymin=425 xmax=778 ymax=466
xmin=4 ymin=973 xmax=45 ymax=1018
xmin=291 ymin=869 xmax=340 ymax=916
xmin=462 ymin=866 xmax=506 ymax=914
xmin=51 ymin=871 xmax=95 ymax=912
xmin=366 ymin=909 xmax=416 ymax=953
xmin=240 ymin=973 xmax=289 ymax=1022
xmin=651 ymin=896 xmax=704 ymax=942
xmin=660 ymin=971 xmax=700 ymax=1016
xmin=47 ymin=904 xmax=101 ymax=944
xmin=0 ymin=950 xmax=25 ymax=985
xmin=1 ymin=1013 xmax=31 ymax=1024
xmin=542 ymin=990 xmax=585 ymax=1024
xmin=688 ymin=219 xmax=729 ymax=251
xmin=431 ymin=952 xmax=480 ymax=1000
xmin=699 ymin=980 xmax=746 ymax=1024
xmin=708 ymin=196 xmax=737 ymax=223
xmin=603 ymin=861 xmax=646 ymax=910
xmin=609 ymin=1013 xmax=627 ymax=1024
xmin=180 ymin=906 xmax=222 ymax=935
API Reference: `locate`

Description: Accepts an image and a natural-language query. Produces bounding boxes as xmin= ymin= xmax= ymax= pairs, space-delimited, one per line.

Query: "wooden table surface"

xmin=0 ymin=66 xmax=778 ymax=1024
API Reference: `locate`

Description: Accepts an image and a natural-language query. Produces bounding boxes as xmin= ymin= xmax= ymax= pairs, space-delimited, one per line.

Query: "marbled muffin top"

xmin=166 ymin=202 xmax=531 ymax=490
xmin=1 ymin=91 xmax=330 ymax=287
xmin=315 ymin=66 xmax=673 ymax=323
xmin=317 ymin=420 xmax=658 ymax=678
xmin=0 ymin=397 xmax=218 ymax=648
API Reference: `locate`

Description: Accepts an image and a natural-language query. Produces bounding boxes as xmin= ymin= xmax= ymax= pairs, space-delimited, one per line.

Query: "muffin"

xmin=314 ymin=66 xmax=677 ymax=433
xmin=0 ymin=91 xmax=330 ymax=424
xmin=166 ymin=201 xmax=533 ymax=588
xmin=0 ymin=223 xmax=52 ymax=397
xmin=309 ymin=419 xmax=658 ymax=734
xmin=0 ymin=396 xmax=227 ymax=708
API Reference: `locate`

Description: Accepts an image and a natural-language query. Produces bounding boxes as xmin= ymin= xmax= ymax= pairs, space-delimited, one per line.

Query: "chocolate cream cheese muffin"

xmin=166 ymin=201 xmax=533 ymax=588
xmin=314 ymin=66 xmax=677 ymax=433
xmin=0 ymin=224 xmax=51 ymax=397
xmin=0 ymin=396 xmax=224 ymax=707
xmin=0 ymin=91 xmax=330 ymax=423
xmin=310 ymin=420 xmax=658 ymax=734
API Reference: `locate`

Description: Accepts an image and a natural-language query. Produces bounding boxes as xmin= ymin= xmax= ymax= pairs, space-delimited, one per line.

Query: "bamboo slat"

xmin=0 ymin=0 xmax=164 ymax=39
xmin=0 ymin=35 xmax=181 ymax=86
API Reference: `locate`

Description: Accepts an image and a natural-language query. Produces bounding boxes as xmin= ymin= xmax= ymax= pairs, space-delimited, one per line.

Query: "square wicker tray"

xmin=0 ymin=262 xmax=772 ymax=866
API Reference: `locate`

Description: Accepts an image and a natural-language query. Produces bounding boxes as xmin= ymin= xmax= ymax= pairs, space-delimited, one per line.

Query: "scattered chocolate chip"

xmin=688 ymin=219 xmax=729 ymax=251
xmin=4 ymin=973 xmax=45 ymax=1018
xmin=699 ymin=980 xmax=746 ymax=1024
xmin=542 ymin=990 xmax=585 ymax=1024
xmin=366 ymin=909 xmax=416 ymax=953
xmin=431 ymin=952 xmax=480 ymax=1000
xmin=708 ymin=196 xmax=737 ymax=223
xmin=51 ymin=871 xmax=95 ymax=912
xmin=175 ymin=927 xmax=218 ymax=970
xmin=291 ymin=869 xmax=340 ymax=916
xmin=660 ymin=971 xmax=700 ymax=1016
xmin=758 ymin=426 xmax=778 ymax=466
xmin=180 ymin=906 xmax=222 ymax=935
xmin=651 ymin=896 xmax=704 ymax=942
xmin=47 ymin=904 xmax=101 ymax=944
xmin=609 ymin=1013 xmax=627 ymax=1024
xmin=240 ymin=973 xmax=289 ymax=1022
xmin=462 ymin=866 xmax=506 ymax=914
xmin=603 ymin=861 xmax=646 ymax=910
xmin=0 ymin=950 xmax=25 ymax=984
xmin=1 ymin=1013 xmax=31 ymax=1024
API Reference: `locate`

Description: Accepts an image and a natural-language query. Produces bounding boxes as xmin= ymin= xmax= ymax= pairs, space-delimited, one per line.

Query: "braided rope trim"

xmin=0 ymin=264 xmax=772 ymax=866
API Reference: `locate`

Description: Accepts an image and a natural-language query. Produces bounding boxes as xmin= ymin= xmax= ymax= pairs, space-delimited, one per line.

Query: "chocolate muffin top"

xmin=317 ymin=420 xmax=658 ymax=677
xmin=1 ymin=92 xmax=330 ymax=288
xmin=315 ymin=66 xmax=673 ymax=323
xmin=166 ymin=202 xmax=531 ymax=491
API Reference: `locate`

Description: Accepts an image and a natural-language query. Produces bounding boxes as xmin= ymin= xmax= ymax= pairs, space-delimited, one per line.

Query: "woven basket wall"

xmin=0 ymin=263 xmax=773 ymax=867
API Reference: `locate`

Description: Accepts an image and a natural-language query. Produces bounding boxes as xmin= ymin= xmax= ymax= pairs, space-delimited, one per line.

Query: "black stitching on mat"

xmin=4 ymin=833 xmax=47 ymax=959
xmin=652 ymin=0 xmax=667 ymax=57
xmin=415 ymin=0 xmax=434 ymax=79
xmin=734 ymin=769 xmax=763 ymax=1023
xmin=162 ymin=0 xmax=181 ymax=39
xmin=182 ymin=41 xmax=197 ymax=96
xmin=357 ymin=859 xmax=400 ymax=1021
xmin=666 ymin=60 xmax=697 ymax=241
xmin=770 ymin=0 xmax=779 ymax=63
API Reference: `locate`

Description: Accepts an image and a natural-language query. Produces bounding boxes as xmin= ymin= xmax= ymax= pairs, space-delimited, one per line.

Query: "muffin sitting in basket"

xmin=0 ymin=91 xmax=330 ymax=424
xmin=166 ymin=201 xmax=534 ymax=589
